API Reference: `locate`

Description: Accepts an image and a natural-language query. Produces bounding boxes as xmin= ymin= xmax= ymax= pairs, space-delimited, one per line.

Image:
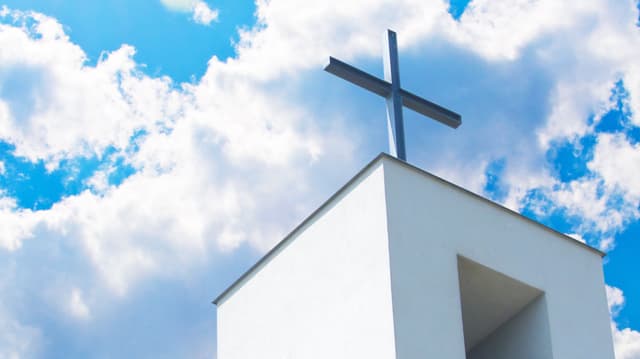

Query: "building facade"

xmin=215 ymin=154 xmax=615 ymax=359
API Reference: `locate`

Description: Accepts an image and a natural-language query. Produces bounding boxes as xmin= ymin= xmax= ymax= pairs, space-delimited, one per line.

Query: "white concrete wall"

xmin=217 ymin=162 xmax=397 ymax=359
xmin=382 ymin=158 xmax=615 ymax=359
xmin=468 ymin=296 xmax=553 ymax=359
xmin=216 ymin=155 xmax=614 ymax=359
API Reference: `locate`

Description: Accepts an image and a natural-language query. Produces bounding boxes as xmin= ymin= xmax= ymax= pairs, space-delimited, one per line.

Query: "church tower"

xmin=214 ymin=30 xmax=615 ymax=359
xmin=214 ymin=154 xmax=614 ymax=359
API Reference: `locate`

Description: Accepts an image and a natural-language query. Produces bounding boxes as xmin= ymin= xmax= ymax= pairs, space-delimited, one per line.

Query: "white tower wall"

xmin=216 ymin=162 xmax=397 ymax=359
xmin=215 ymin=155 xmax=615 ymax=359
xmin=383 ymin=158 xmax=614 ymax=359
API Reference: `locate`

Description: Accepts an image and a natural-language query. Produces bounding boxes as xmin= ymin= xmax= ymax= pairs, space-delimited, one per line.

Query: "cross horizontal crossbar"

xmin=325 ymin=57 xmax=391 ymax=97
xmin=324 ymin=56 xmax=461 ymax=129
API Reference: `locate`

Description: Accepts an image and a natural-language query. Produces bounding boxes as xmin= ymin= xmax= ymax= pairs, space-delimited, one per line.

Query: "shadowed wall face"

xmin=458 ymin=256 xmax=553 ymax=359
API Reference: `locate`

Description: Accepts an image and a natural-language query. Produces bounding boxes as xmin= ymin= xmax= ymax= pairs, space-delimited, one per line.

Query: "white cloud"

xmin=192 ymin=1 xmax=218 ymax=25
xmin=591 ymin=134 xmax=640 ymax=200
xmin=0 ymin=0 xmax=638 ymax=300
xmin=218 ymin=0 xmax=639 ymax=254
xmin=160 ymin=0 xmax=218 ymax=25
xmin=608 ymin=286 xmax=640 ymax=359
xmin=0 ymin=313 xmax=41 ymax=359
xmin=0 ymin=7 xmax=353 ymax=298
xmin=536 ymin=133 xmax=640 ymax=249
xmin=607 ymin=285 xmax=625 ymax=316
xmin=85 ymin=168 xmax=109 ymax=194
xmin=0 ymin=8 xmax=184 ymax=165
xmin=552 ymin=179 xmax=611 ymax=227
xmin=448 ymin=0 xmax=577 ymax=60
xmin=614 ymin=326 xmax=640 ymax=359
xmin=535 ymin=1 xmax=640 ymax=146
xmin=464 ymin=0 xmax=640 ymax=250
xmin=69 ymin=287 xmax=90 ymax=320
xmin=1 ymin=0 xmax=640 ymax=355
xmin=0 ymin=195 xmax=38 ymax=251
xmin=440 ymin=0 xmax=640 ymax=249
xmin=0 ymin=265 xmax=41 ymax=358
xmin=160 ymin=0 xmax=197 ymax=12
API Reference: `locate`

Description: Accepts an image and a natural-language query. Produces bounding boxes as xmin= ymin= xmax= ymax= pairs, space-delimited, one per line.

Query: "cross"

xmin=324 ymin=29 xmax=462 ymax=161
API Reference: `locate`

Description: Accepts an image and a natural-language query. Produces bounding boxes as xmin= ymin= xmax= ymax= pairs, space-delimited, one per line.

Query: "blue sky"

xmin=0 ymin=0 xmax=639 ymax=358
xmin=1 ymin=0 xmax=255 ymax=82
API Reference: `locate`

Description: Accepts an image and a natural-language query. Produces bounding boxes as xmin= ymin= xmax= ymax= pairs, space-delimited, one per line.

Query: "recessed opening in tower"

xmin=457 ymin=256 xmax=553 ymax=359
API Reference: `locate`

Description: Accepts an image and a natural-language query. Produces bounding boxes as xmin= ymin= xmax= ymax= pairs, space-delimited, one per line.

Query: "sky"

xmin=0 ymin=0 xmax=639 ymax=357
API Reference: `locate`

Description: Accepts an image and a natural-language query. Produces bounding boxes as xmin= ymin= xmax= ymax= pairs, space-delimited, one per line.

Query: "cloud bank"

xmin=0 ymin=0 xmax=639 ymax=357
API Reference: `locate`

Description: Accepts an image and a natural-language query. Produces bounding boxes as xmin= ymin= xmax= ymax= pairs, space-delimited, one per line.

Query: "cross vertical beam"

xmin=383 ymin=30 xmax=406 ymax=160
xmin=324 ymin=29 xmax=462 ymax=162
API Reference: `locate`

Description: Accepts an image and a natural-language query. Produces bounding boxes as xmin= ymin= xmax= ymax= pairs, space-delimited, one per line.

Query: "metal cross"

xmin=324 ymin=29 xmax=462 ymax=161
